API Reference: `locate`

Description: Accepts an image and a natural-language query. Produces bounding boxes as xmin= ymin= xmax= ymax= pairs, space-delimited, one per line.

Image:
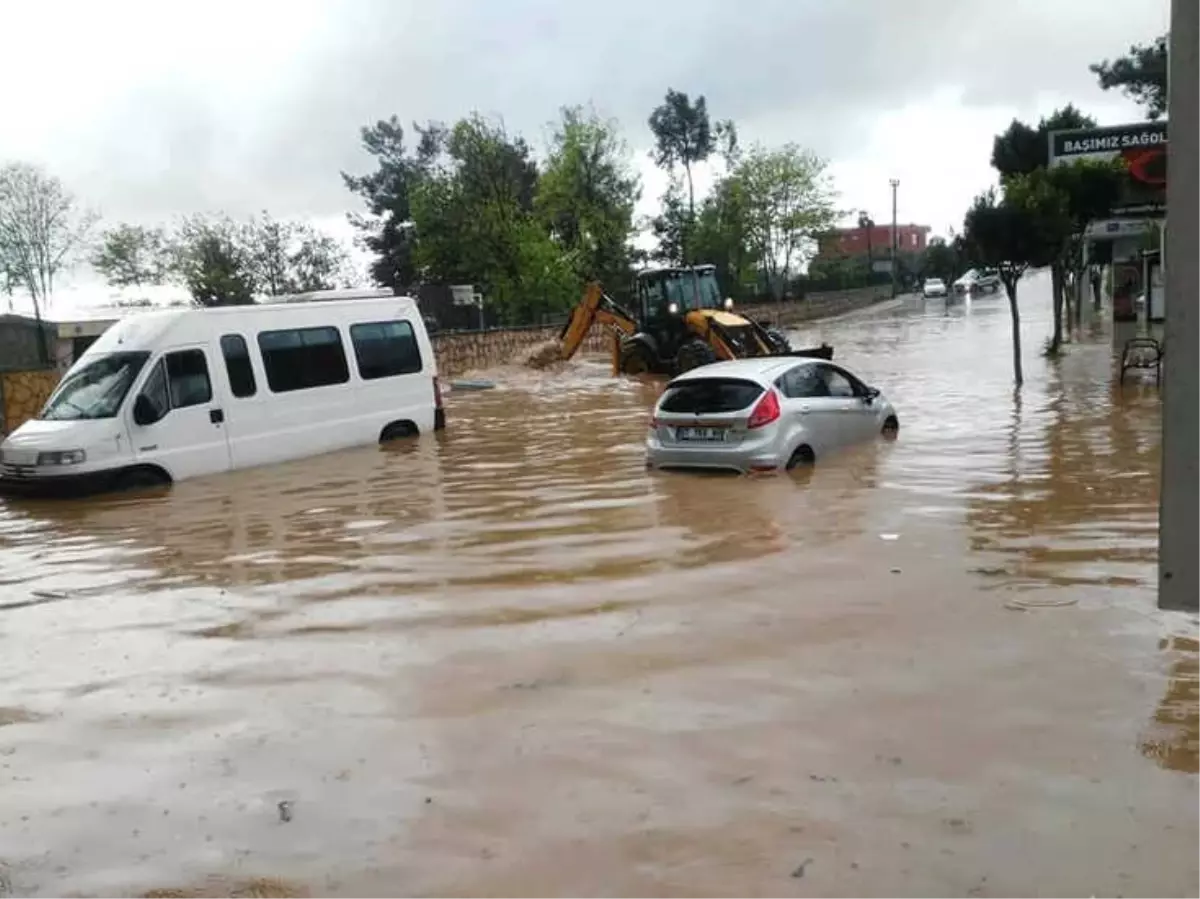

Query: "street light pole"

xmin=889 ymin=179 xmax=900 ymax=297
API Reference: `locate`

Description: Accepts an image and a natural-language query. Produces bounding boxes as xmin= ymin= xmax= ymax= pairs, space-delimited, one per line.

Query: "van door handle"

xmin=209 ymin=408 xmax=225 ymax=424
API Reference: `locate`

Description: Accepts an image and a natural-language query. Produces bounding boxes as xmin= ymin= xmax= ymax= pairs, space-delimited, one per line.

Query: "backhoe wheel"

xmin=675 ymin=339 xmax=717 ymax=373
xmin=619 ymin=341 xmax=655 ymax=375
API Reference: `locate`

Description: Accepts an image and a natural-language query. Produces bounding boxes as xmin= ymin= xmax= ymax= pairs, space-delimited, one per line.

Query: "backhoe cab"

xmin=558 ymin=265 xmax=832 ymax=377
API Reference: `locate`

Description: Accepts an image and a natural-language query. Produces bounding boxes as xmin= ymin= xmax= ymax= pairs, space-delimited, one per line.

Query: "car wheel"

xmin=881 ymin=416 xmax=899 ymax=440
xmin=786 ymin=445 xmax=815 ymax=471
xmin=675 ymin=339 xmax=717 ymax=373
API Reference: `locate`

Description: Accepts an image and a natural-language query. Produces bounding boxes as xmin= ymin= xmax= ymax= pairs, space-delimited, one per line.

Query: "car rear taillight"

xmin=747 ymin=389 xmax=781 ymax=429
xmin=433 ymin=376 xmax=444 ymax=409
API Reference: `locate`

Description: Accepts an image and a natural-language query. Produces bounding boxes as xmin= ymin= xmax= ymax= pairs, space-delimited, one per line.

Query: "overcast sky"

xmin=0 ymin=0 xmax=1168 ymax=310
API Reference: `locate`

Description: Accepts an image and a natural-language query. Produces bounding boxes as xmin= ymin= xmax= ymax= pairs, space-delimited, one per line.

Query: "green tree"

xmin=1040 ymin=159 xmax=1126 ymax=352
xmin=536 ymin=105 xmax=640 ymax=289
xmin=920 ymin=236 xmax=962 ymax=285
xmin=291 ymin=228 xmax=353 ymax=292
xmin=244 ymin=213 xmax=352 ymax=295
xmin=0 ymin=163 xmax=96 ymax=302
xmin=245 ymin=212 xmax=299 ymax=296
xmin=648 ymin=175 xmax=688 ymax=266
xmin=1090 ymin=35 xmax=1168 ymax=120
xmin=989 ymin=106 xmax=1105 ymax=349
xmin=738 ymin=143 xmax=838 ymax=300
xmin=91 ymin=223 xmax=171 ymax=293
xmin=647 ymin=89 xmax=733 ymax=262
xmin=0 ymin=162 xmax=96 ymax=361
xmin=342 ymin=116 xmax=444 ymax=290
xmin=962 ymin=181 xmax=1062 ymax=387
xmin=692 ymin=173 xmax=755 ymax=299
xmin=410 ymin=114 xmax=553 ymax=322
xmin=171 ymin=214 xmax=256 ymax=307
xmin=991 ymin=105 xmax=1096 ymax=177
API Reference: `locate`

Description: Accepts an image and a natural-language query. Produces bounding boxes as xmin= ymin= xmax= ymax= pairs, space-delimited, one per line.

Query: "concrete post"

xmin=1159 ymin=0 xmax=1199 ymax=612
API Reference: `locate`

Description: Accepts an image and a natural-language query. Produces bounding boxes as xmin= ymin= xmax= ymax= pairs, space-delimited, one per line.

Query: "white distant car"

xmin=646 ymin=357 xmax=899 ymax=474
xmin=953 ymin=269 xmax=1001 ymax=295
xmin=922 ymin=277 xmax=948 ymax=298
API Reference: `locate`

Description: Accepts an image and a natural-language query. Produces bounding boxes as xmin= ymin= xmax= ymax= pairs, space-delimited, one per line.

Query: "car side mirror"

xmin=133 ymin=394 xmax=163 ymax=426
xmin=864 ymin=386 xmax=881 ymax=404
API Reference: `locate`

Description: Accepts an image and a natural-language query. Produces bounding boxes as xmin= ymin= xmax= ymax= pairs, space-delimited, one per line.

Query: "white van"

xmin=0 ymin=294 xmax=444 ymax=496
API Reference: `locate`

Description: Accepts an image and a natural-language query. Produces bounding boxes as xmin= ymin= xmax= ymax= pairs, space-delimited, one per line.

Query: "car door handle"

xmin=797 ymin=404 xmax=812 ymax=414
xmin=209 ymin=408 xmax=225 ymax=424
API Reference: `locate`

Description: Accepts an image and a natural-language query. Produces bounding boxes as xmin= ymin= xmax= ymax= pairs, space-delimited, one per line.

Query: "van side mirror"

xmin=133 ymin=394 xmax=163 ymax=426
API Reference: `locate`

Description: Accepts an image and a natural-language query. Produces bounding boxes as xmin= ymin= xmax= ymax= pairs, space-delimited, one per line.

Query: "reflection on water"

xmin=0 ymin=277 xmax=1194 ymax=897
xmin=1141 ymin=636 xmax=1200 ymax=774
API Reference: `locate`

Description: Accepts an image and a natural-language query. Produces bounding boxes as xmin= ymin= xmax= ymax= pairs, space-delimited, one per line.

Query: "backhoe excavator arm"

xmin=558 ymin=281 xmax=639 ymax=361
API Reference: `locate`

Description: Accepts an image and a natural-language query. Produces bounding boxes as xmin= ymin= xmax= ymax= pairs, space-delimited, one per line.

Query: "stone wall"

xmin=433 ymin=326 xmax=608 ymax=378
xmin=737 ymin=285 xmax=893 ymax=327
xmin=1 ymin=368 xmax=60 ymax=436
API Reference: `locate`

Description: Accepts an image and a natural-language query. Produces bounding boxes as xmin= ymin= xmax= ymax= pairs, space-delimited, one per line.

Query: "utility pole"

xmin=889 ymin=179 xmax=900 ymax=297
xmin=1159 ymin=0 xmax=1199 ymax=611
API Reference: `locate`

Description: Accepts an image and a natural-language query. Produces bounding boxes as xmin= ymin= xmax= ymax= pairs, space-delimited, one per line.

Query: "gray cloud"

xmin=10 ymin=0 xmax=1168 ymax=224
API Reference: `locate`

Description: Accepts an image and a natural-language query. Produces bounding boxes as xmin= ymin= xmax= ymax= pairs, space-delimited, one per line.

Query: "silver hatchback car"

xmin=646 ymin=357 xmax=899 ymax=474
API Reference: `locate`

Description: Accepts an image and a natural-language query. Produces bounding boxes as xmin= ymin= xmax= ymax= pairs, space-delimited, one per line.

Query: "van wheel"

xmin=380 ymin=421 xmax=419 ymax=443
xmin=112 ymin=467 xmax=170 ymax=492
xmin=786 ymin=445 xmax=815 ymax=470
xmin=882 ymin=416 xmax=899 ymax=440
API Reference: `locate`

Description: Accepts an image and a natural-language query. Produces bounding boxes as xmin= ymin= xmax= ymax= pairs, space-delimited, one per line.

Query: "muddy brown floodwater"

xmin=0 ymin=275 xmax=1196 ymax=898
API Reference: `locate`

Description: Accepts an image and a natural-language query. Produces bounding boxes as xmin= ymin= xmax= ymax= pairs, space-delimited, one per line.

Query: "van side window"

xmin=257 ymin=326 xmax=349 ymax=393
xmin=165 ymin=349 xmax=213 ymax=408
xmin=220 ymin=334 xmax=257 ymax=398
xmin=349 ymin=320 xmax=422 ymax=380
xmin=140 ymin=360 xmax=170 ymax=419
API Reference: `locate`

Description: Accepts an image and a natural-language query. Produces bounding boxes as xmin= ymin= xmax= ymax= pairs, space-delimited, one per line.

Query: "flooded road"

xmin=1 ymin=274 xmax=1195 ymax=897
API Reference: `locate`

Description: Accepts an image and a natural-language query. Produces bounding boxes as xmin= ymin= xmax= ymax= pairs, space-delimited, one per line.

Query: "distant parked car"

xmin=646 ymin=357 xmax=898 ymax=474
xmin=922 ymin=277 xmax=948 ymax=298
xmin=953 ymin=269 xmax=1001 ymax=295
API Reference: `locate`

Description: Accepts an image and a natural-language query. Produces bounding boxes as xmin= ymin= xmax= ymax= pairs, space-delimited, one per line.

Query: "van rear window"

xmin=349 ymin=320 xmax=422 ymax=380
xmin=659 ymin=378 xmax=764 ymax=414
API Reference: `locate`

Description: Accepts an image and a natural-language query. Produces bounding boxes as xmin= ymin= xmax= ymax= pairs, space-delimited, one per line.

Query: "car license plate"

xmin=676 ymin=426 xmax=726 ymax=442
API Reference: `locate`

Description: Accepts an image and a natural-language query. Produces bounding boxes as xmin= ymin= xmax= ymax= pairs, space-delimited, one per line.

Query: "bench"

xmin=1120 ymin=337 xmax=1165 ymax=387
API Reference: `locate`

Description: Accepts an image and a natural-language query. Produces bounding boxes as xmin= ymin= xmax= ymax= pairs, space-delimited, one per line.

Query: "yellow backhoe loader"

xmin=559 ymin=265 xmax=833 ymax=376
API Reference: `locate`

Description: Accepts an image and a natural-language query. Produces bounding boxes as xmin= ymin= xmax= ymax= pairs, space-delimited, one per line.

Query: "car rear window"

xmin=659 ymin=378 xmax=764 ymax=414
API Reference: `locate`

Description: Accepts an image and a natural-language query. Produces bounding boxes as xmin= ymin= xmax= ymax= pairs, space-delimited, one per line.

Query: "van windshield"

xmin=39 ymin=352 xmax=151 ymax=421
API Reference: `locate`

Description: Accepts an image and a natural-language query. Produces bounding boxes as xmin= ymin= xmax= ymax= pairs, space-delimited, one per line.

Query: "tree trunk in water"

xmin=1008 ymin=283 xmax=1024 ymax=388
xmin=1050 ymin=264 xmax=1064 ymax=353
xmin=1063 ymin=276 xmax=1073 ymax=338
xmin=30 ymin=289 xmax=50 ymax=367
